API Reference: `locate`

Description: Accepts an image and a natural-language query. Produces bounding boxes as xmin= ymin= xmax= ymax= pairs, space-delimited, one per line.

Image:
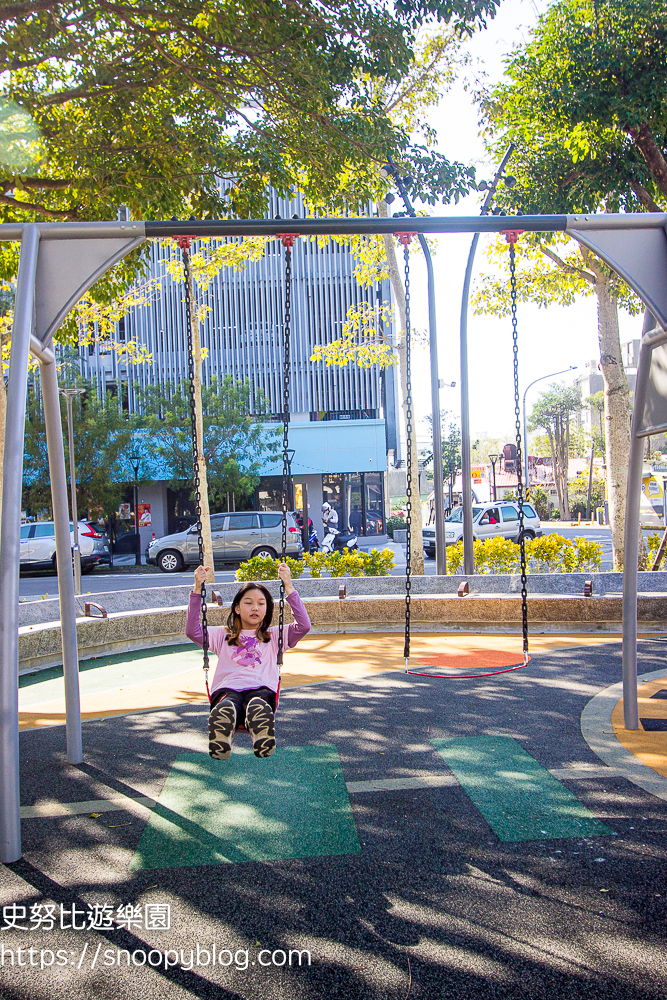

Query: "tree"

xmin=137 ymin=377 xmax=280 ymax=512
xmin=0 ymin=0 xmax=498 ymax=228
xmin=22 ymin=377 xmax=135 ymax=520
xmin=472 ymin=233 xmax=641 ymax=565
xmin=471 ymin=435 xmax=504 ymax=465
xmin=306 ymin=30 xmax=479 ymax=574
xmin=2 ymin=1 xmax=497 ymax=553
xmin=569 ymin=472 xmax=605 ymax=519
xmin=528 ymin=382 xmax=581 ymax=520
xmin=477 ymin=0 xmax=667 ymax=566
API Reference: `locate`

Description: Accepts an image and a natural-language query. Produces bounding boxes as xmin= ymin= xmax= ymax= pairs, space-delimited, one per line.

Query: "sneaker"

xmin=208 ymin=699 xmax=237 ymax=760
xmin=245 ymin=697 xmax=276 ymax=758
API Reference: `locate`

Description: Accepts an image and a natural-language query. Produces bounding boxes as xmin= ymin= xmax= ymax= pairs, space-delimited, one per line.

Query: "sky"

xmin=404 ymin=0 xmax=641 ymax=445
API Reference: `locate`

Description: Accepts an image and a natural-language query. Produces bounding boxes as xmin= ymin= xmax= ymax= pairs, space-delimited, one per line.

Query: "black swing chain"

xmin=403 ymin=241 xmax=412 ymax=663
xmin=508 ymin=240 xmax=529 ymax=656
xmin=277 ymin=242 xmax=293 ymax=667
xmin=181 ymin=242 xmax=209 ymax=683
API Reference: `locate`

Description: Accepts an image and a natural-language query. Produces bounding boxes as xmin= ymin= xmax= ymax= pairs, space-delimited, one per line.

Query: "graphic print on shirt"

xmin=231 ymin=635 xmax=263 ymax=669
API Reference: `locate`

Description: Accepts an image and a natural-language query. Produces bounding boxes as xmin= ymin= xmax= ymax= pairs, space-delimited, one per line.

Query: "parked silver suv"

xmin=20 ymin=520 xmax=112 ymax=572
xmin=423 ymin=501 xmax=542 ymax=557
xmin=147 ymin=511 xmax=303 ymax=572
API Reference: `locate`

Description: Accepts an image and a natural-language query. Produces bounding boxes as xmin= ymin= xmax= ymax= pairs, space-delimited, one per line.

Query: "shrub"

xmin=647 ymin=532 xmax=662 ymax=555
xmin=302 ymin=551 xmax=328 ymax=578
xmin=485 ymin=536 xmax=520 ymax=574
xmin=386 ymin=514 xmax=406 ymax=539
xmin=446 ymin=541 xmax=463 ymax=574
xmin=358 ymin=548 xmax=395 ymax=576
xmin=526 ymin=533 xmax=567 ymax=573
xmin=445 ymin=532 xmax=603 ymax=576
xmin=529 ymin=486 xmax=551 ymax=521
xmin=235 ymin=555 xmax=304 ymax=582
xmin=568 ymin=473 xmax=605 ymax=519
xmin=572 ymin=537 xmax=602 ymax=572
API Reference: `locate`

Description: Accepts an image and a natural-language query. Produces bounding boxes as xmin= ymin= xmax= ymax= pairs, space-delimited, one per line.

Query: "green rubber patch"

xmin=130 ymin=745 xmax=360 ymax=869
xmin=432 ymin=736 xmax=615 ymax=842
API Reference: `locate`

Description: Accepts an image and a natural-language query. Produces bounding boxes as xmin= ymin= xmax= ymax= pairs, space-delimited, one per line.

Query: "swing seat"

xmin=206 ymin=681 xmax=281 ymax=734
xmin=235 ymin=682 xmax=280 ymax=734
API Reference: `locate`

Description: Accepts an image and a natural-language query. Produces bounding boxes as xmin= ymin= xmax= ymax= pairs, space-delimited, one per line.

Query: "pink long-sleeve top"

xmin=185 ymin=590 xmax=311 ymax=697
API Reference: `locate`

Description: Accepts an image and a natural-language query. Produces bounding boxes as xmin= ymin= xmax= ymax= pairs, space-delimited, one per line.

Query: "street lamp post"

xmin=130 ymin=454 xmax=141 ymax=566
xmin=59 ymin=387 xmax=86 ymax=595
xmin=488 ymin=453 xmax=499 ymax=502
xmin=522 ymin=366 xmax=577 ymax=494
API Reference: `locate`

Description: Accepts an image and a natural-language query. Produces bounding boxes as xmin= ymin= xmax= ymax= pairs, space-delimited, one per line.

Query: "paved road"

xmin=20 ymin=524 xmax=654 ymax=600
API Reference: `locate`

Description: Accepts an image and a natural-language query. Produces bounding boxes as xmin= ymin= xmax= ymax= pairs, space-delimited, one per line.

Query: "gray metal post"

xmin=62 ymin=391 xmax=83 ymax=595
xmin=41 ymin=358 xmax=83 ymax=763
xmin=460 ymin=234 xmax=478 ymax=574
xmin=0 ymin=224 xmax=39 ymax=863
xmin=422 ymin=244 xmax=447 ymax=575
xmin=621 ymin=310 xmax=657 ymax=730
xmin=458 ymin=146 xmax=515 ymax=576
xmin=386 ymin=160 xmax=446 ymax=574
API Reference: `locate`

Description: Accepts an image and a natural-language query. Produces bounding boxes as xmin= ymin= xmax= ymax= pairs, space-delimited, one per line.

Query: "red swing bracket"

xmin=396 ymin=231 xmax=417 ymax=246
xmin=501 ymin=229 xmax=524 ymax=245
xmin=276 ymin=233 xmax=300 ymax=248
xmin=172 ymin=235 xmax=195 ymax=251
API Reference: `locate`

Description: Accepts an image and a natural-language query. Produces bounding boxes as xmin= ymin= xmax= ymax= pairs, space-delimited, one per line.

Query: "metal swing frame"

xmin=2 ymin=210 xmax=666 ymax=863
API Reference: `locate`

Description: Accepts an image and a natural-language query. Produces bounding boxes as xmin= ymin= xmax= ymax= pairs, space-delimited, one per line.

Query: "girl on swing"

xmin=186 ymin=562 xmax=311 ymax=760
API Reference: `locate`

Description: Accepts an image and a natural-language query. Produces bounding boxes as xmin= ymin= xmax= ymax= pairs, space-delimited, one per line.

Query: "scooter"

xmin=321 ymin=526 xmax=358 ymax=554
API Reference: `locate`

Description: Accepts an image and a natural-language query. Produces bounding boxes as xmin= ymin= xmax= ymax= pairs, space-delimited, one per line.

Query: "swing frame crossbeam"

xmin=1 ymin=210 xmax=666 ymax=863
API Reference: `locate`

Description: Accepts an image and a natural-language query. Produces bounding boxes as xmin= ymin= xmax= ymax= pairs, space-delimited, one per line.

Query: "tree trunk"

xmin=187 ymin=267 xmax=215 ymax=584
xmin=591 ymin=267 xmax=631 ymax=569
xmin=379 ymin=200 xmax=424 ymax=575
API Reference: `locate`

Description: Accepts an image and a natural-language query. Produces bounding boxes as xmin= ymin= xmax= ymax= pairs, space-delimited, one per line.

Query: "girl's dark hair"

xmin=225 ymin=582 xmax=274 ymax=645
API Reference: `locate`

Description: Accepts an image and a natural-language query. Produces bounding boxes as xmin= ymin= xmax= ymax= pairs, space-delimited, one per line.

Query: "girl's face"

xmin=235 ymin=589 xmax=267 ymax=630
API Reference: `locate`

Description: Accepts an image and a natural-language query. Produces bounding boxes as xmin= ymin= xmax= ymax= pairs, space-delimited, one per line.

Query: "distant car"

xmin=147 ymin=510 xmax=304 ymax=573
xmin=422 ymin=501 xmax=542 ymax=557
xmin=20 ymin=520 xmax=112 ymax=572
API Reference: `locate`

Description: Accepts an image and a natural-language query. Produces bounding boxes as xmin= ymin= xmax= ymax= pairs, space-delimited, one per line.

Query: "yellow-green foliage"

xmin=235 ymin=556 xmax=304 ymax=582
xmin=647 ymin=533 xmax=662 ymax=554
xmin=359 ymin=548 xmax=395 ymax=576
xmin=445 ymin=534 xmax=602 ymax=575
xmin=300 ymin=548 xmax=395 ymax=577
xmin=302 ymin=552 xmax=329 ymax=578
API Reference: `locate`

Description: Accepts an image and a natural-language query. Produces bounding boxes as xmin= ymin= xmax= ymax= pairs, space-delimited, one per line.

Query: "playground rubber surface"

xmin=3 ymin=636 xmax=667 ymax=999
xmin=18 ymin=631 xmax=632 ymax=730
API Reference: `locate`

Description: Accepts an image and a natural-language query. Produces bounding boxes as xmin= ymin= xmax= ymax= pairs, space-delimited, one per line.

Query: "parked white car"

xmin=423 ymin=501 xmax=542 ymax=557
xmin=20 ymin=520 xmax=112 ymax=572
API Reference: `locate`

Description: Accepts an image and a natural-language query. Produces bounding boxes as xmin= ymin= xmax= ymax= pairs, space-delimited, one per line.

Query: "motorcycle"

xmin=320 ymin=525 xmax=358 ymax=554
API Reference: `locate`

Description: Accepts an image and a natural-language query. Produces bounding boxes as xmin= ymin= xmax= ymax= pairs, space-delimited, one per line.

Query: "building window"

xmin=323 ymin=472 xmax=384 ymax=536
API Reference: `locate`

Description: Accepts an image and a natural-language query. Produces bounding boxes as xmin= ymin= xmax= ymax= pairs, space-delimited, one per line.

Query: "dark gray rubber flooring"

xmin=2 ymin=639 xmax=667 ymax=999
